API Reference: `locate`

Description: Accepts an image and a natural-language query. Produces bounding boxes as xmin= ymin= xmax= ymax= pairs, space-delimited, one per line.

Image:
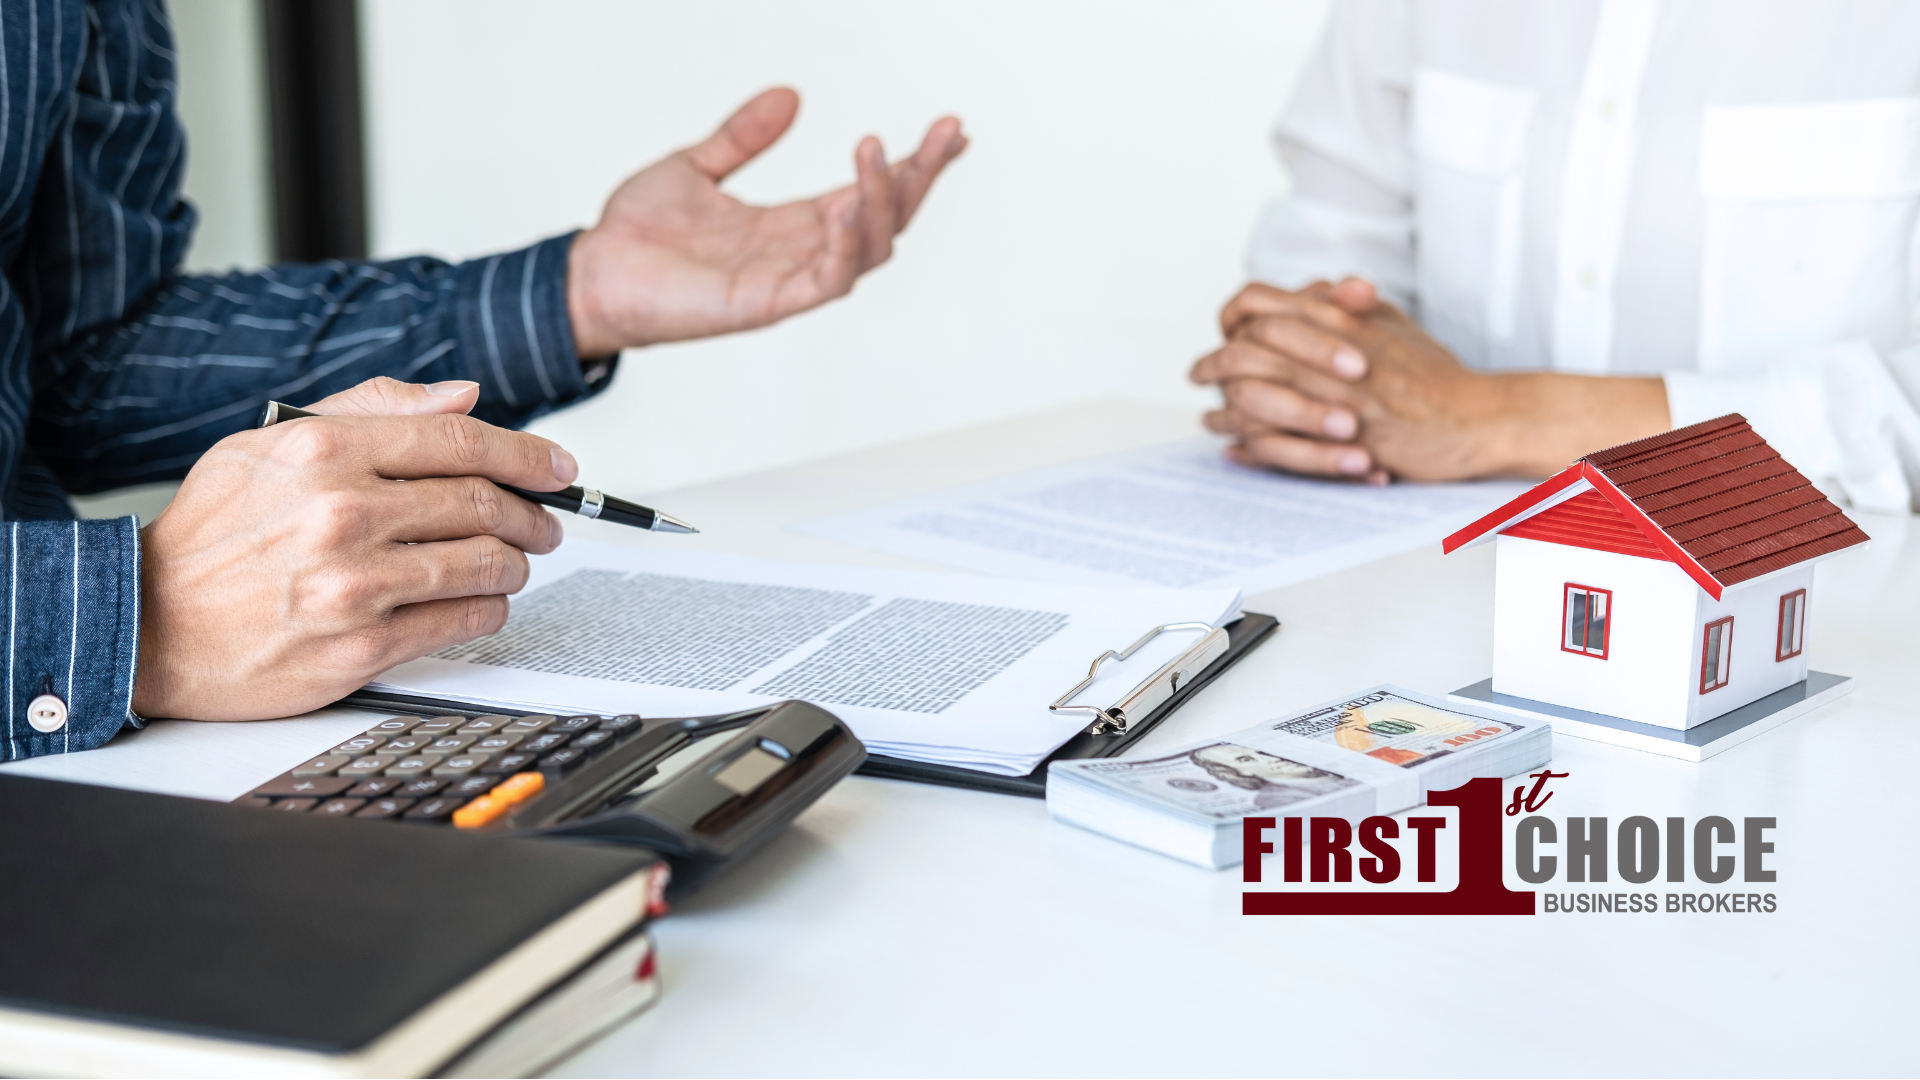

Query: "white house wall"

xmin=1491 ymin=536 xmax=1702 ymax=728
xmin=1687 ymin=566 xmax=1812 ymax=726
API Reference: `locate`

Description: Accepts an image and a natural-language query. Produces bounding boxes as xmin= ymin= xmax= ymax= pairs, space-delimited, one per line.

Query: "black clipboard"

xmin=337 ymin=612 xmax=1279 ymax=801
xmin=857 ymin=612 xmax=1278 ymax=797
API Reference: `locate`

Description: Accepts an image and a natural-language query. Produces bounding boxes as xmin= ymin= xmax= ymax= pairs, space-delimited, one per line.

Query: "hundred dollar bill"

xmin=1266 ymin=688 xmax=1523 ymax=768
xmin=1067 ymin=743 xmax=1362 ymax=820
xmin=1048 ymin=685 xmax=1552 ymax=868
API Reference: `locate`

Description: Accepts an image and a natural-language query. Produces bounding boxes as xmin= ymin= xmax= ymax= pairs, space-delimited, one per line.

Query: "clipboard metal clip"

xmin=1049 ymin=622 xmax=1231 ymax=736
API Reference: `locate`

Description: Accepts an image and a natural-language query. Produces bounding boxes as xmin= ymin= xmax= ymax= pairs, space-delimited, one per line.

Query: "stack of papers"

xmin=794 ymin=438 xmax=1528 ymax=593
xmin=1047 ymin=686 xmax=1552 ymax=868
xmin=369 ymin=540 xmax=1241 ymax=776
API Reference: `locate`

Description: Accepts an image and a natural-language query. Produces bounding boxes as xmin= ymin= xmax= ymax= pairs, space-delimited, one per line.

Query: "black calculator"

xmin=237 ymin=700 xmax=865 ymax=891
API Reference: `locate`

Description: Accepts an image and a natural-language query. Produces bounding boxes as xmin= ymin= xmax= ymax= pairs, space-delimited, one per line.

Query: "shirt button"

xmin=1599 ymin=97 xmax=1616 ymax=120
xmin=27 ymin=694 xmax=68 ymax=733
xmin=1578 ymin=264 xmax=1597 ymax=289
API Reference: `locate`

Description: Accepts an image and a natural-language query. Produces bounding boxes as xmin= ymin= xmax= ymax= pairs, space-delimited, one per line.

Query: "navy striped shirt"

xmin=2 ymin=0 xmax=608 ymax=759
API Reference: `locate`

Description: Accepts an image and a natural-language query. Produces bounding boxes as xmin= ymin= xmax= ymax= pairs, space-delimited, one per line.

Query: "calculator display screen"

xmin=622 ymin=731 xmax=733 ymax=800
xmin=711 ymin=747 xmax=787 ymax=796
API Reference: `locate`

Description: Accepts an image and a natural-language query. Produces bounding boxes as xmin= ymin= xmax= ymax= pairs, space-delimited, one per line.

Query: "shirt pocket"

xmin=1697 ymin=98 xmax=1920 ymax=370
xmin=1410 ymin=67 xmax=1536 ymax=365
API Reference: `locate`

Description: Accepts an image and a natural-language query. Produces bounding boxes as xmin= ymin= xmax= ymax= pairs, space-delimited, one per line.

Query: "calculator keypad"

xmin=354 ymin=796 xmax=413 ymax=819
xmin=379 ymin=734 xmax=434 ymax=755
xmin=238 ymin=713 xmax=644 ymax=830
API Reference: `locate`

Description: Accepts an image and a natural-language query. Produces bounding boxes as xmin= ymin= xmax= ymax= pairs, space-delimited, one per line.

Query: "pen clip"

xmin=1048 ymin=622 xmax=1228 ymax=736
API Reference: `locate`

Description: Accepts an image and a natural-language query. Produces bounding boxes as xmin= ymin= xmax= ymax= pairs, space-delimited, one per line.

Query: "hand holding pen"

xmin=259 ymin=401 xmax=696 ymax=534
xmin=133 ymin=377 xmax=694 ymax=724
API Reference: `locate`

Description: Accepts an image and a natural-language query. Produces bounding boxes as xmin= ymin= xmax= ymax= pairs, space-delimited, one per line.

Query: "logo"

xmin=1241 ymin=772 xmax=1778 ymax=915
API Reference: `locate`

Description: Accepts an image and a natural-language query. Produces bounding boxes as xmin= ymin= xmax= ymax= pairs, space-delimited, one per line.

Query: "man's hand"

xmin=133 ymin=377 xmax=575 ymax=720
xmin=566 ymin=88 xmax=968 ymax=356
xmin=1189 ymin=278 xmax=1670 ymax=481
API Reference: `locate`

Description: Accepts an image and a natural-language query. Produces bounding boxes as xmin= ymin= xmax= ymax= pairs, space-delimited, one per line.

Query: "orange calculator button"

xmin=452 ymin=795 xmax=510 ymax=829
xmin=493 ymin=772 xmax=545 ymax=805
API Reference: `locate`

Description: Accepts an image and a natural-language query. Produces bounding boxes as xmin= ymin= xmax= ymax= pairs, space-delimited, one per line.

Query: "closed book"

xmin=0 ymin=775 xmax=661 ymax=1078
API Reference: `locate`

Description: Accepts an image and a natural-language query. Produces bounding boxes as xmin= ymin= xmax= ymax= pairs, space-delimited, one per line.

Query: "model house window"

xmin=1700 ymin=617 xmax=1734 ymax=693
xmin=1777 ymin=590 xmax=1806 ymax=661
xmin=1562 ymin=584 xmax=1611 ymax=658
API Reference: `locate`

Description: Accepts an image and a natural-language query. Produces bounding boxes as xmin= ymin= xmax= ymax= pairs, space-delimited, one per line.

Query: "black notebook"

xmin=0 ymin=774 xmax=661 ymax=1078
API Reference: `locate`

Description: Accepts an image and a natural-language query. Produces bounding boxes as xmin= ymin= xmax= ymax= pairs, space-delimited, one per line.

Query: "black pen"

xmin=257 ymin=401 xmax=699 ymax=534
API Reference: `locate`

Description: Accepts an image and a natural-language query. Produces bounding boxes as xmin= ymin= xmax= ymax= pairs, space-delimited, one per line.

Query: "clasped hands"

xmin=1189 ymin=278 xmax=1669 ymax=484
xmin=137 ymin=89 xmax=966 ymax=721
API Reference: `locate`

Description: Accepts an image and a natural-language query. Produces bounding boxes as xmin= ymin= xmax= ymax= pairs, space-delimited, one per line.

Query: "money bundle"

xmin=1046 ymin=685 xmax=1553 ymax=869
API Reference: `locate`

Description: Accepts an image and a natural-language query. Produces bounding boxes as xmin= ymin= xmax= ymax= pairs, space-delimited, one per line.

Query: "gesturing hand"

xmin=567 ymin=87 xmax=968 ymax=355
xmin=133 ymin=377 xmax=574 ymax=721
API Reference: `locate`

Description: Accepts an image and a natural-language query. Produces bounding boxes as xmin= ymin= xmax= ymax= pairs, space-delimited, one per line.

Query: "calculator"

xmin=236 ymin=700 xmax=865 ymax=891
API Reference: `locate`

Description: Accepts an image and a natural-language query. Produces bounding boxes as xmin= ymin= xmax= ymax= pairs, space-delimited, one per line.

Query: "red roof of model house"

xmin=1443 ymin=414 xmax=1870 ymax=599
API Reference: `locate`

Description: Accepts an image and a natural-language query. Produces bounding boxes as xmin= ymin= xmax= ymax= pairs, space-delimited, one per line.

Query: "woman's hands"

xmin=1189 ymin=278 xmax=1671 ymax=481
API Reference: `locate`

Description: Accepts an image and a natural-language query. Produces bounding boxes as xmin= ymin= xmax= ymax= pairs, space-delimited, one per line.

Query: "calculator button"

xmin=385 ymin=754 xmax=447 ymax=778
xmin=255 ymin=774 xmax=356 ymax=798
xmin=271 ymin=798 xmax=317 ymax=813
xmin=597 ymin=714 xmax=643 ymax=734
xmin=520 ymin=732 xmax=571 ymax=754
xmin=481 ymin=752 xmax=540 ymax=775
xmin=456 ymin=715 xmax=512 ymax=734
xmin=239 ymin=796 xmax=275 ymax=810
xmin=538 ymin=747 xmax=589 ymax=772
xmin=423 ymin=734 xmax=477 ymax=755
xmin=344 ymin=776 xmax=407 ymax=798
xmin=394 ymin=777 xmax=448 ymax=798
xmin=338 ymin=754 xmax=399 ymax=778
xmin=403 ymin=796 xmax=466 ymax=821
xmin=353 ymin=796 xmax=415 ymax=819
xmin=291 ymin=754 xmax=351 ymax=777
xmin=552 ymin=716 xmax=601 ymax=733
xmin=432 ymin=752 xmax=493 ymax=777
xmin=331 ymin=734 xmax=387 ymax=756
xmin=451 ymin=795 xmax=512 ymax=829
xmin=379 ymin=734 xmax=434 ymax=756
xmin=414 ymin=717 xmax=466 ymax=734
xmin=445 ymin=774 xmax=502 ymax=799
xmin=504 ymin=715 xmax=556 ymax=732
xmin=469 ymin=732 xmax=525 ymax=754
xmin=569 ymin=730 xmax=616 ymax=756
xmin=492 ymin=772 xmax=545 ymax=805
xmin=315 ymin=798 xmax=365 ymax=817
xmin=368 ymin=716 xmax=426 ymax=736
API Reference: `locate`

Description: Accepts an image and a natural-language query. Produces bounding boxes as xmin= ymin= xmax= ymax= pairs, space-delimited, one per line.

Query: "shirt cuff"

xmin=1 ymin=517 xmax=141 ymax=761
xmin=450 ymin=231 xmax=619 ymax=427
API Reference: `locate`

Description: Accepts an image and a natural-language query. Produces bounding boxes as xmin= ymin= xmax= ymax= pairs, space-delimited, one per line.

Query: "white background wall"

xmin=358 ymin=0 xmax=1332 ymax=494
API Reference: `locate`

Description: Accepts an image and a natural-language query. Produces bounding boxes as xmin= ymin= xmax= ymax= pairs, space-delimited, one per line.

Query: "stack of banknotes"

xmin=1046 ymin=685 xmax=1553 ymax=869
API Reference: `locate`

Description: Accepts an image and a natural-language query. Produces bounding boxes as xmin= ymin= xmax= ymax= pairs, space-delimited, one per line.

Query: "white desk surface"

xmin=10 ymin=400 xmax=1915 ymax=1077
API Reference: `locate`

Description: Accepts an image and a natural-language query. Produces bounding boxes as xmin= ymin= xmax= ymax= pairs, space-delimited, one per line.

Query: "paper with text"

xmin=792 ymin=438 xmax=1530 ymax=592
xmin=372 ymin=541 xmax=1241 ymax=775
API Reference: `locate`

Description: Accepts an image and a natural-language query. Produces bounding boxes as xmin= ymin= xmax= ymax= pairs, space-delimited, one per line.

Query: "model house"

xmin=1443 ymin=415 xmax=1869 ymax=730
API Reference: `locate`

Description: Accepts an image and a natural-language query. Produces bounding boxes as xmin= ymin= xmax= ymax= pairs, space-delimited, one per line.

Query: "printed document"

xmin=792 ymin=438 xmax=1529 ymax=592
xmin=369 ymin=540 xmax=1242 ymax=775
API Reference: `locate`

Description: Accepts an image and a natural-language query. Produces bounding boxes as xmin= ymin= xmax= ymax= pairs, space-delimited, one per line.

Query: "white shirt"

xmin=1249 ymin=0 xmax=1920 ymax=513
